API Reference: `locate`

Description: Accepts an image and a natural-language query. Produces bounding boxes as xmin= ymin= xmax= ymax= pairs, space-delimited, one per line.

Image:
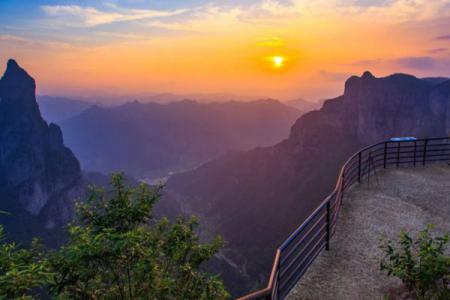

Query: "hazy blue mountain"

xmin=60 ymin=99 xmax=301 ymax=179
xmin=37 ymin=95 xmax=93 ymax=123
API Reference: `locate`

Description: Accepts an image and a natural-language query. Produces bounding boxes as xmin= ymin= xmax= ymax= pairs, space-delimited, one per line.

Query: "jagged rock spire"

xmin=0 ymin=59 xmax=81 ymax=218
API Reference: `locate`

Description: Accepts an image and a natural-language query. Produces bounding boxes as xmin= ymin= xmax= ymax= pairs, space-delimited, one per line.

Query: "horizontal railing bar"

xmin=280 ymin=222 xmax=328 ymax=277
xmin=279 ymin=233 xmax=327 ymax=292
xmin=280 ymin=213 xmax=327 ymax=265
xmin=279 ymin=200 xmax=328 ymax=251
xmin=422 ymin=158 xmax=450 ymax=162
xmin=279 ymin=240 xmax=327 ymax=299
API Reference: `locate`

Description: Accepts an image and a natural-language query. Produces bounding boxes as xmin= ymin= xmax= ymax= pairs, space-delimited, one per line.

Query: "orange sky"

xmin=1 ymin=0 xmax=450 ymax=101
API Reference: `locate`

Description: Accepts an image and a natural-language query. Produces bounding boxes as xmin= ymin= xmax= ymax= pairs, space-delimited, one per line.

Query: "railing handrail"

xmin=238 ymin=137 xmax=450 ymax=300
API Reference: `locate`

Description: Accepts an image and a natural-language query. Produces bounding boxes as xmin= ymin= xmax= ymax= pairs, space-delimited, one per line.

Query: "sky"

xmin=1 ymin=0 xmax=450 ymax=101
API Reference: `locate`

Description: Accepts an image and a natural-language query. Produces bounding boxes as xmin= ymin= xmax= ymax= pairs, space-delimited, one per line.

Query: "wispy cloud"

xmin=237 ymin=0 xmax=299 ymax=23
xmin=41 ymin=4 xmax=187 ymax=27
xmin=427 ymin=48 xmax=447 ymax=53
xmin=0 ymin=34 xmax=74 ymax=49
xmin=394 ymin=56 xmax=436 ymax=70
xmin=346 ymin=55 xmax=446 ymax=71
xmin=435 ymin=35 xmax=450 ymax=40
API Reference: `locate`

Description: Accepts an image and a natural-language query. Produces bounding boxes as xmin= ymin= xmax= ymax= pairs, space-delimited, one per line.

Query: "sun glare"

xmin=272 ymin=56 xmax=285 ymax=68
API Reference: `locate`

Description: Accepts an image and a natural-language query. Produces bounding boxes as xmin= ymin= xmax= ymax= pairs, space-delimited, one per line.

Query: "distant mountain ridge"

xmin=165 ymin=71 xmax=450 ymax=295
xmin=37 ymin=95 xmax=93 ymax=123
xmin=60 ymin=99 xmax=301 ymax=179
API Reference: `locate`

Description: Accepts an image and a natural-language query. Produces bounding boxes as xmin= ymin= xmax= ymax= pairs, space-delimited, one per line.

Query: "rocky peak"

xmin=0 ymin=59 xmax=81 ymax=219
xmin=0 ymin=59 xmax=37 ymax=110
xmin=361 ymin=71 xmax=374 ymax=79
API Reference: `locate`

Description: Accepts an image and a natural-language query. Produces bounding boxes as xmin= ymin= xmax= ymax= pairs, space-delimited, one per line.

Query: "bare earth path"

xmin=287 ymin=165 xmax=450 ymax=300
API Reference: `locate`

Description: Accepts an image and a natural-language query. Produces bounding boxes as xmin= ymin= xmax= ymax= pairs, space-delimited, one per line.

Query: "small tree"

xmin=0 ymin=225 xmax=52 ymax=299
xmin=48 ymin=173 xmax=228 ymax=300
xmin=380 ymin=225 xmax=450 ymax=300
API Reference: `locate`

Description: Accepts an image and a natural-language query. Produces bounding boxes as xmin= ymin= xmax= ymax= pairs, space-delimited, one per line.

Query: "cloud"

xmin=393 ymin=56 xmax=436 ymax=70
xmin=346 ymin=55 xmax=446 ymax=71
xmin=41 ymin=4 xmax=187 ymax=27
xmin=343 ymin=59 xmax=382 ymax=67
xmin=302 ymin=0 xmax=450 ymax=23
xmin=237 ymin=0 xmax=299 ymax=23
xmin=427 ymin=48 xmax=447 ymax=53
xmin=351 ymin=0 xmax=393 ymax=6
xmin=140 ymin=1 xmax=298 ymax=34
xmin=0 ymin=34 xmax=73 ymax=49
xmin=435 ymin=35 xmax=450 ymax=40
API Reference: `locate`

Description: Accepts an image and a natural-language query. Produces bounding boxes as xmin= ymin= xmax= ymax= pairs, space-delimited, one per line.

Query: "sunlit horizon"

xmin=1 ymin=0 xmax=450 ymax=102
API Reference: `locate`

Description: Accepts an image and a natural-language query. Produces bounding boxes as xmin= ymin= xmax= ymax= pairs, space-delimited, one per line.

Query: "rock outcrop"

xmin=0 ymin=59 xmax=82 ymax=243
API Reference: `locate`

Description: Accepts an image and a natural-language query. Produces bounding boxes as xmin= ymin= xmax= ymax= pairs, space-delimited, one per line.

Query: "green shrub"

xmin=380 ymin=225 xmax=450 ymax=300
xmin=0 ymin=173 xmax=229 ymax=300
xmin=0 ymin=227 xmax=53 ymax=300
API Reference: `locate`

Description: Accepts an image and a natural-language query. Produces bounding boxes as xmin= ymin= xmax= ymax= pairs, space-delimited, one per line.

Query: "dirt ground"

xmin=286 ymin=165 xmax=450 ymax=300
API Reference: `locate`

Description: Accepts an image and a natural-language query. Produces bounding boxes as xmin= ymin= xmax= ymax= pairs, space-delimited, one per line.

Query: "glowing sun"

xmin=272 ymin=56 xmax=285 ymax=68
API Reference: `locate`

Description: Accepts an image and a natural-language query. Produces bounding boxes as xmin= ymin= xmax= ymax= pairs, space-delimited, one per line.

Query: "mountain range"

xmin=165 ymin=71 xmax=450 ymax=295
xmin=2 ymin=58 xmax=450 ymax=297
xmin=59 ymin=99 xmax=301 ymax=180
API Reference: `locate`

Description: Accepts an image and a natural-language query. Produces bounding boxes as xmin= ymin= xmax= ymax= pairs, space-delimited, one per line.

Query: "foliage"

xmin=0 ymin=173 xmax=228 ymax=299
xmin=380 ymin=225 xmax=450 ymax=300
xmin=0 ymin=226 xmax=53 ymax=300
xmin=48 ymin=173 xmax=229 ymax=300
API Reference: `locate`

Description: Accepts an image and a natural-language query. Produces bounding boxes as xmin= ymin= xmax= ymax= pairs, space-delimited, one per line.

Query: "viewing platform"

xmin=287 ymin=166 xmax=450 ymax=300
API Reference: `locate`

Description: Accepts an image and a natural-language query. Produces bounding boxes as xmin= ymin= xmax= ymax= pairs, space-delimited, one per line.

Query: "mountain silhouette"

xmin=0 ymin=59 xmax=83 ymax=243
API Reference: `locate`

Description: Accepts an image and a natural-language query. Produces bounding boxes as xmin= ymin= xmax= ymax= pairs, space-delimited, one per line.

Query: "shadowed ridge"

xmin=0 ymin=59 xmax=82 ymax=245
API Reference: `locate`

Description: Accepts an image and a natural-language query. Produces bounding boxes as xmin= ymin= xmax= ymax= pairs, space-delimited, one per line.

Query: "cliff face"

xmin=342 ymin=72 xmax=449 ymax=144
xmin=0 ymin=59 xmax=82 ymax=242
xmin=166 ymin=72 xmax=450 ymax=295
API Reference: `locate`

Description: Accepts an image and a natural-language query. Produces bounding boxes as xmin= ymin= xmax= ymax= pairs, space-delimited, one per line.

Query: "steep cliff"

xmin=0 ymin=59 xmax=82 ymax=243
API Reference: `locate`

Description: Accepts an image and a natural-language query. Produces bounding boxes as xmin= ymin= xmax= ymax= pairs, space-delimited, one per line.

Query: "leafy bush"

xmin=0 ymin=173 xmax=228 ymax=299
xmin=380 ymin=225 xmax=450 ymax=300
xmin=0 ymin=226 xmax=52 ymax=300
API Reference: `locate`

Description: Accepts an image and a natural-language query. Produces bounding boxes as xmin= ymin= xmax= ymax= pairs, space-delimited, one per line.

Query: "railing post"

xmin=413 ymin=140 xmax=417 ymax=167
xmin=358 ymin=152 xmax=362 ymax=183
xmin=383 ymin=142 xmax=387 ymax=169
xmin=396 ymin=141 xmax=400 ymax=167
xmin=423 ymin=139 xmax=428 ymax=166
xmin=325 ymin=200 xmax=331 ymax=251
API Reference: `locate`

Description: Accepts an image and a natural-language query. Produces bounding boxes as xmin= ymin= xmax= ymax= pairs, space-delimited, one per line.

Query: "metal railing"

xmin=238 ymin=137 xmax=450 ymax=300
